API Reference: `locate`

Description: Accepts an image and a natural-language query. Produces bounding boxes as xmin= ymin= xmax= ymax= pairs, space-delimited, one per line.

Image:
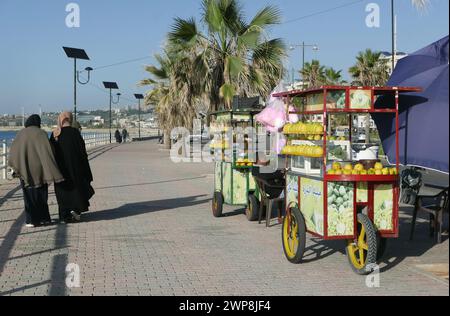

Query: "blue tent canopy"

xmin=374 ymin=36 xmax=449 ymax=174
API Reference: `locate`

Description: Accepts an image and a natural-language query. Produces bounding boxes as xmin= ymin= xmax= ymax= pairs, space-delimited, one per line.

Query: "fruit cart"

xmin=209 ymin=109 xmax=263 ymax=220
xmin=274 ymin=85 xmax=421 ymax=275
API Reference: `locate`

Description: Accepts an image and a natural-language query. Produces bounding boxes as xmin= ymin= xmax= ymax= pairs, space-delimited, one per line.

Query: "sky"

xmin=0 ymin=0 xmax=448 ymax=114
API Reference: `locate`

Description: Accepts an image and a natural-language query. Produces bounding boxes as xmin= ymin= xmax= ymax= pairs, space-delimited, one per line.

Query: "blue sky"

xmin=0 ymin=0 xmax=448 ymax=114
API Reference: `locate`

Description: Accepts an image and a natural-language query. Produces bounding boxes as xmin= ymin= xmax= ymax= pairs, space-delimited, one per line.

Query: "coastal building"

xmin=380 ymin=51 xmax=408 ymax=74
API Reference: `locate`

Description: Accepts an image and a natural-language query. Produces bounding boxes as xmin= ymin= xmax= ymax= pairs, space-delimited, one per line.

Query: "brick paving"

xmin=0 ymin=141 xmax=448 ymax=296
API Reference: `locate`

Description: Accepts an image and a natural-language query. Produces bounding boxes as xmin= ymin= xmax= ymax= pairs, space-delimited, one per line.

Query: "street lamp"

xmin=134 ymin=94 xmax=144 ymax=139
xmin=290 ymin=42 xmax=319 ymax=86
xmin=103 ymin=82 xmax=119 ymax=143
xmin=63 ymin=47 xmax=92 ymax=122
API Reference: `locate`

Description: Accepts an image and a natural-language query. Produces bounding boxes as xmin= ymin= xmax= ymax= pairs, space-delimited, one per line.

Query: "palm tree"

xmin=140 ymin=52 xmax=198 ymax=149
xmin=348 ymin=49 xmax=390 ymax=86
xmin=300 ymin=60 xmax=325 ymax=88
xmin=167 ymin=0 xmax=286 ymax=110
xmin=323 ymin=67 xmax=346 ymax=85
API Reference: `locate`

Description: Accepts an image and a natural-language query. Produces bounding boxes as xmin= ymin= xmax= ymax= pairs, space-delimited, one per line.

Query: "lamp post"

xmin=391 ymin=0 xmax=395 ymax=72
xmin=289 ymin=42 xmax=319 ymax=87
xmin=134 ymin=94 xmax=144 ymax=139
xmin=63 ymin=47 xmax=92 ymax=122
xmin=103 ymin=82 xmax=120 ymax=143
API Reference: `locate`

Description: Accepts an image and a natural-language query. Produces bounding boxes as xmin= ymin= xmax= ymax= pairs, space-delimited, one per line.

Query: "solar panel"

xmin=103 ymin=82 xmax=119 ymax=89
xmin=63 ymin=47 xmax=90 ymax=60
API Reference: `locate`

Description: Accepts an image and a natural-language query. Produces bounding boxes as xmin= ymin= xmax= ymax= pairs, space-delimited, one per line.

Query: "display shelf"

xmin=325 ymin=175 xmax=399 ymax=182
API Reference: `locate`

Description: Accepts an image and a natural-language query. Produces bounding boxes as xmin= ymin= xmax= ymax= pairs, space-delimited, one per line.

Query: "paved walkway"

xmin=0 ymin=141 xmax=448 ymax=296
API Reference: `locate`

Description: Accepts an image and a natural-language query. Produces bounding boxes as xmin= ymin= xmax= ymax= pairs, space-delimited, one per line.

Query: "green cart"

xmin=209 ymin=110 xmax=262 ymax=221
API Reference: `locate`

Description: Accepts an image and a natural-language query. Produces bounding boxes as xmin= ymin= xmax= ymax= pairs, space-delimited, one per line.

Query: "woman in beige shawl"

xmin=51 ymin=112 xmax=94 ymax=223
xmin=8 ymin=114 xmax=64 ymax=227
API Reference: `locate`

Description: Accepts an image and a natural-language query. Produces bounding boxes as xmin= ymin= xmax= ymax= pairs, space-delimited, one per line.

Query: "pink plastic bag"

xmin=256 ymin=83 xmax=288 ymax=133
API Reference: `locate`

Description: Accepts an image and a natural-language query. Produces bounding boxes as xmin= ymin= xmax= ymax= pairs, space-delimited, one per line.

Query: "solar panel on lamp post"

xmin=63 ymin=47 xmax=92 ymax=122
xmin=103 ymin=82 xmax=119 ymax=143
xmin=134 ymin=94 xmax=144 ymax=139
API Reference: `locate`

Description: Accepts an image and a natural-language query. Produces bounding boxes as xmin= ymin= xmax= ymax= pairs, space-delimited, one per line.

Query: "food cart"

xmin=274 ymin=86 xmax=421 ymax=275
xmin=209 ymin=109 xmax=263 ymax=221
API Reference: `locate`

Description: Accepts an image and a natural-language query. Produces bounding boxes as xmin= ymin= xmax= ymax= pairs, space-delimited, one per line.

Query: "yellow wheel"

xmin=246 ymin=194 xmax=259 ymax=222
xmin=346 ymin=214 xmax=378 ymax=275
xmin=282 ymin=207 xmax=306 ymax=264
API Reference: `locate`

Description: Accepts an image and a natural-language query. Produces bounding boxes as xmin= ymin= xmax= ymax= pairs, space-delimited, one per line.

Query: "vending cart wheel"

xmin=377 ymin=237 xmax=388 ymax=261
xmin=246 ymin=194 xmax=260 ymax=222
xmin=346 ymin=214 xmax=378 ymax=275
xmin=282 ymin=208 xmax=306 ymax=264
xmin=212 ymin=192 xmax=224 ymax=218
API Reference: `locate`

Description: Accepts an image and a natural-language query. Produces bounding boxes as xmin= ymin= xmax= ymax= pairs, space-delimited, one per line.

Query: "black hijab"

xmin=25 ymin=115 xmax=41 ymax=128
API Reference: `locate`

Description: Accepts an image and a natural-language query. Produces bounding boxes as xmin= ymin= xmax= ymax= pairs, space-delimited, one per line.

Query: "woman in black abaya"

xmin=50 ymin=112 xmax=95 ymax=223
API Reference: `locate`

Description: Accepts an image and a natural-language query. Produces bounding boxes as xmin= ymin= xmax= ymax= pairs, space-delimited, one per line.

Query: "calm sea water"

xmin=0 ymin=130 xmax=107 ymax=145
xmin=0 ymin=131 xmax=20 ymax=144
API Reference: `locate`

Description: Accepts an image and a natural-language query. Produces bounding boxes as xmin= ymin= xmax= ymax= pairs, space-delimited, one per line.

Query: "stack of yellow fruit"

xmin=236 ymin=158 xmax=254 ymax=167
xmin=210 ymin=140 xmax=229 ymax=149
xmin=281 ymin=145 xmax=324 ymax=158
xmin=327 ymin=162 xmax=398 ymax=176
xmin=283 ymin=122 xmax=324 ymax=135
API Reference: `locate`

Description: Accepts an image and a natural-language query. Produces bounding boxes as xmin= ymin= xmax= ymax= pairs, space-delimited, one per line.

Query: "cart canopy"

xmin=374 ymin=36 xmax=449 ymax=174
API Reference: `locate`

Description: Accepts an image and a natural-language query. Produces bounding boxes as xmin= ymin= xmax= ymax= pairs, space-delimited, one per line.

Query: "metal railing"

xmin=82 ymin=133 xmax=111 ymax=149
xmin=1 ymin=140 xmax=9 ymax=180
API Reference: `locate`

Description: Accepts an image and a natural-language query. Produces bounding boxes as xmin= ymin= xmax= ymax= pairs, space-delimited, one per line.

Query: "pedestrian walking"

xmin=122 ymin=128 xmax=129 ymax=143
xmin=115 ymin=129 xmax=122 ymax=144
xmin=8 ymin=115 xmax=64 ymax=228
xmin=51 ymin=112 xmax=95 ymax=223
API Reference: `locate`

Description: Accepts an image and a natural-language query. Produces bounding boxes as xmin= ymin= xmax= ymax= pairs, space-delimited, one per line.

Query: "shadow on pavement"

xmin=94 ymin=176 xmax=207 ymax=191
xmin=379 ymin=210 xmax=449 ymax=273
xmin=277 ymin=207 xmax=448 ymax=270
xmin=0 ymin=144 xmax=117 ymax=296
xmin=83 ymin=195 xmax=210 ymax=223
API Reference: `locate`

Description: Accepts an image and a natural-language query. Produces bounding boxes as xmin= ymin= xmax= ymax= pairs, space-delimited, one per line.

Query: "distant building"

xmin=287 ymin=80 xmax=307 ymax=91
xmin=354 ymin=115 xmax=376 ymax=129
xmin=380 ymin=51 xmax=408 ymax=74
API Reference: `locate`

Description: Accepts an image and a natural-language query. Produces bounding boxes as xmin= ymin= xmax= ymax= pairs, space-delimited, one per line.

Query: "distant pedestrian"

xmin=115 ymin=129 xmax=122 ymax=143
xmin=51 ymin=112 xmax=95 ymax=223
xmin=122 ymin=129 xmax=128 ymax=143
xmin=8 ymin=114 xmax=64 ymax=228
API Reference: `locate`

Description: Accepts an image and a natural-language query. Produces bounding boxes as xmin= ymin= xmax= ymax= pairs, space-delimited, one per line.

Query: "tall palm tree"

xmin=140 ymin=52 xmax=198 ymax=149
xmin=323 ymin=67 xmax=346 ymax=85
xmin=167 ymin=0 xmax=286 ymax=110
xmin=348 ymin=49 xmax=390 ymax=86
xmin=300 ymin=60 xmax=325 ymax=88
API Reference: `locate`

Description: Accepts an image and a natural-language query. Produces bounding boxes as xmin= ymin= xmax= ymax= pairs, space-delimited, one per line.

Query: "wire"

xmin=283 ymin=0 xmax=366 ymax=24
xmin=78 ymin=75 xmax=138 ymax=104
xmin=79 ymin=56 xmax=152 ymax=73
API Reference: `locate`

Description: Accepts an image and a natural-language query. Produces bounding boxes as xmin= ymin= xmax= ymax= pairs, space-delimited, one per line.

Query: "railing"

xmin=82 ymin=133 xmax=111 ymax=149
xmin=1 ymin=140 xmax=9 ymax=180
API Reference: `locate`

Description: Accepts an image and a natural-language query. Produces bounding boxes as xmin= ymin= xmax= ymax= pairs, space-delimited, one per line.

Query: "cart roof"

xmin=272 ymin=85 xmax=422 ymax=98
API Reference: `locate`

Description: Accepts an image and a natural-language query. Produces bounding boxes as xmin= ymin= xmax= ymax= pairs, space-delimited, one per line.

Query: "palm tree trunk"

xmin=163 ymin=129 xmax=171 ymax=149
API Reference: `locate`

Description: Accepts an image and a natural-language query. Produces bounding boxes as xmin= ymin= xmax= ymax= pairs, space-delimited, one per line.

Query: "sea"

xmin=0 ymin=131 xmax=20 ymax=144
xmin=0 ymin=130 xmax=106 ymax=144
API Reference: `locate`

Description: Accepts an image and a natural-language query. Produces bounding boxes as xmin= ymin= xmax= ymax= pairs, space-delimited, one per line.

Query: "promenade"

xmin=0 ymin=141 xmax=448 ymax=296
